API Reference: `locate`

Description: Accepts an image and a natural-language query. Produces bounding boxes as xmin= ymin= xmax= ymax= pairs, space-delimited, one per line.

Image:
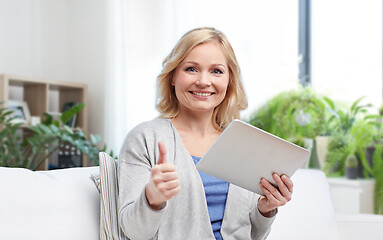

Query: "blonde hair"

xmin=156 ymin=27 xmax=248 ymax=130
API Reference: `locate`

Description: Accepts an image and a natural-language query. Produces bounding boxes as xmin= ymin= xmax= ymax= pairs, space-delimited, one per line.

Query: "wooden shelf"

xmin=0 ymin=74 xmax=88 ymax=169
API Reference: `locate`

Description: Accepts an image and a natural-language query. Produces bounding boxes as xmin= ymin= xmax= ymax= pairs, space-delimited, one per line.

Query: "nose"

xmin=196 ymin=72 xmax=211 ymax=87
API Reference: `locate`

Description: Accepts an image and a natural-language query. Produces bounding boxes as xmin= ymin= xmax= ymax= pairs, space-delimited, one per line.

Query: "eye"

xmin=213 ymin=69 xmax=223 ymax=74
xmin=186 ymin=67 xmax=196 ymax=72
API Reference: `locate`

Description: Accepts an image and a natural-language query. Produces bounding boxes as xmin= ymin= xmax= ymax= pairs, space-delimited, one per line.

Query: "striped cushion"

xmin=98 ymin=152 xmax=129 ymax=240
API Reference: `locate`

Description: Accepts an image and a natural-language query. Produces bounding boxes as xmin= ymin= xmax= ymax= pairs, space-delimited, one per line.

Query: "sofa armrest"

xmin=336 ymin=213 xmax=383 ymax=240
xmin=267 ymin=169 xmax=340 ymax=240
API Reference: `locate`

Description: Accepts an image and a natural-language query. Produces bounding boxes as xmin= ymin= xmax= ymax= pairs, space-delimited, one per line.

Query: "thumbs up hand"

xmin=145 ymin=141 xmax=181 ymax=210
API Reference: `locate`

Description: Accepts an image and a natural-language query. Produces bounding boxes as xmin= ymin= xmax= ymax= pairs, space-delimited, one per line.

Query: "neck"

xmin=172 ymin=110 xmax=218 ymax=137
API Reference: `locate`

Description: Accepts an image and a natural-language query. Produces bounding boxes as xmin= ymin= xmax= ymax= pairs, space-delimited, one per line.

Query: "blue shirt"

xmin=192 ymin=155 xmax=229 ymax=240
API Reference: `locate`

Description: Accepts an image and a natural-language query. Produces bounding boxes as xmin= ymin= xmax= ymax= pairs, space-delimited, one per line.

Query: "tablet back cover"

xmin=196 ymin=119 xmax=311 ymax=195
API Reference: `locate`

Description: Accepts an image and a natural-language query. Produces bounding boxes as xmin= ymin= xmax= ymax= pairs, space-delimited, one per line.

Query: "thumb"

xmin=157 ymin=141 xmax=167 ymax=165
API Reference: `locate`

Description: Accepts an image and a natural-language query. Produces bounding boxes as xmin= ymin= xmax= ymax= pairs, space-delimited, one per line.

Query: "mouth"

xmin=189 ymin=91 xmax=214 ymax=97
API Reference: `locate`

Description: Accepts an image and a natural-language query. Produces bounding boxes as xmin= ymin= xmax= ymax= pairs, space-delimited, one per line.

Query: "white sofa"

xmin=0 ymin=166 xmax=382 ymax=240
xmin=0 ymin=166 xmax=100 ymax=240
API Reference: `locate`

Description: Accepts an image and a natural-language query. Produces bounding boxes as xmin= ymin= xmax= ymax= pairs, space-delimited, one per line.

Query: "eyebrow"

xmin=183 ymin=61 xmax=227 ymax=69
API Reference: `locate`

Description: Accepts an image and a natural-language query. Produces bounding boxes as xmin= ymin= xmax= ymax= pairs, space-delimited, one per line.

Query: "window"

xmin=310 ymin=0 xmax=382 ymax=108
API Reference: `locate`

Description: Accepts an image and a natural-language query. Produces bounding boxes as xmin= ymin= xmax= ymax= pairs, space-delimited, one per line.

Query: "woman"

xmin=118 ymin=27 xmax=293 ymax=240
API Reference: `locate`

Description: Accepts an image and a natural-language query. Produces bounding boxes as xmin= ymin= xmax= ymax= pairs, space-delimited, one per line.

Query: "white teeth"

xmin=192 ymin=92 xmax=212 ymax=97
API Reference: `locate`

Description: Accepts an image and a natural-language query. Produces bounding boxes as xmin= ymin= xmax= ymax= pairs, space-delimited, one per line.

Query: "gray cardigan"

xmin=118 ymin=118 xmax=275 ymax=240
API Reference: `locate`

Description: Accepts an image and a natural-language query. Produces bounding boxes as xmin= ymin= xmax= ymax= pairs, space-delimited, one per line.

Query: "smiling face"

xmin=172 ymin=41 xmax=230 ymax=116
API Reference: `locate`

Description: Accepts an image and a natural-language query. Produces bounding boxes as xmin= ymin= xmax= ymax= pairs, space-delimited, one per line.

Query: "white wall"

xmin=0 ymin=0 xmax=69 ymax=79
xmin=0 ymin=0 xmax=108 ymax=144
xmin=67 ymin=0 xmax=107 ymax=140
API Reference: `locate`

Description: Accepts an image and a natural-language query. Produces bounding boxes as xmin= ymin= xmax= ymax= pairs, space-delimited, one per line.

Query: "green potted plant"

xmin=345 ymin=155 xmax=358 ymax=179
xmin=356 ymin=118 xmax=383 ymax=215
xmin=323 ymin=133 xmax=350 ymax=176
xmin=0 ymin=102 xmax=114 ymax=170
xmin=314 ymin=96 xmax=340 ymax=169
xmin=325 ymin=110 xmax=383 ymax=215
xmin=323 ymin=97 xmax=375 ymax=176
xmin=247 ymin=87 xmax=326 ymax=147
xmin=356 ymin=142 xmax=383 ymax=215
xmin=371 ymin=145 xmax=383 ymax=215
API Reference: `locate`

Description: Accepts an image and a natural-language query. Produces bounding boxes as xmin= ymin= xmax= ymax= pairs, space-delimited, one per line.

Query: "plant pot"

xmin=303 ymin=138 xmax=314 ymax=168
xmin=315 ymin=136 xmax=329 ymax=170
xmin=346 ymin=167 xmax=358 ymax=179
xmin=358 ymin=146 xmax=374 ymax=178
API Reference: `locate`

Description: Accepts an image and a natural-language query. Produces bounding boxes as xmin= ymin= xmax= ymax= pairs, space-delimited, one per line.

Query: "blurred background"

xmin=0 ymin=0 xmax=381 ymax=155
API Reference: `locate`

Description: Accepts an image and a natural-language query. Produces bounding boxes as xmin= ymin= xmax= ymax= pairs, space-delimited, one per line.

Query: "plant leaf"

xmin=60 ymin=103 xmax=84 ymax=126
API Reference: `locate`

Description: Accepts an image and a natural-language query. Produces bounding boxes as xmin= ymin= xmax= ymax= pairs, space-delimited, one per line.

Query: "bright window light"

xmin=311 ymin=0 xmax=382 ymax=109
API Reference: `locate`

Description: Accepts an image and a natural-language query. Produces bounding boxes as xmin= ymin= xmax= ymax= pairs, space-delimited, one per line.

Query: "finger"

xmin=259 ymin=180 xmax=278 ymax=203
xmin=259 ymin=182 xmax=287 ymax=209
xmin=155 ymin=163 xmax=177 ymax=173
xmin=273 ymin=173 xmax=292 ymax=199
xmin=155 ymin=171 xmax=178 ymax=182
xmin=260 ymin=178 xmax=283 ymax=200
xmin=151 ymin=165 xmax=162 ymax=177
xmin=163 ymin=186 xmax=181 ymax=199
xmin=157 ymin=182 xmax=181 ymax=198
xmin=157 ymin=141 xmax=167 ymax=165
xmin=157 ymin=179 xmax=178 ymax=192
xmin=162 ymin=179 xmax=180 ymax=190
xmin=281 ymin=174 xmax=294 ymax=193
xmin=151 ymin=165 xmax=178 ymax=185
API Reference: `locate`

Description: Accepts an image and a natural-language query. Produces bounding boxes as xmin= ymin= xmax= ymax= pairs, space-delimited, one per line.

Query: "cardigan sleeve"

xmin=249 ymin=194 xmax=276 ymax=240
xmin=117 ymin=122 xmax=165 ymax=239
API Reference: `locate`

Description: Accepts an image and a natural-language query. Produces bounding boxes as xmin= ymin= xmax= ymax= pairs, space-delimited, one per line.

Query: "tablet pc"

xmin=196 ymin=119 xmax=311 ymax=195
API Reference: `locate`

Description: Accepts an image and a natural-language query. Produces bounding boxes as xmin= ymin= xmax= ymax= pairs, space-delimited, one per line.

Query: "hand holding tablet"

xmin=196 ymin=119 xmax=311 ymax=195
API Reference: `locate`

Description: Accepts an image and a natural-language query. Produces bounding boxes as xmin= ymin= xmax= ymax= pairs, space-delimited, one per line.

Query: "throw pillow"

xmin=98 ymin=152 xmax=129 ymax=240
